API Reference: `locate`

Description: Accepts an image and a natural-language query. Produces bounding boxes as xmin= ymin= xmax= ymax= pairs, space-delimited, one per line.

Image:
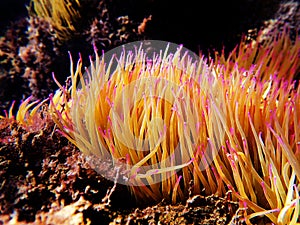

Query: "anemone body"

xmin=50 ymin=44 xmax=223 ymax=202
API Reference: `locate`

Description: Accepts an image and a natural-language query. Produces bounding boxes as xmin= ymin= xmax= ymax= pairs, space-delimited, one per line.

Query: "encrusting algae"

xmin=2 ymin=28 xmax=300 ymax=224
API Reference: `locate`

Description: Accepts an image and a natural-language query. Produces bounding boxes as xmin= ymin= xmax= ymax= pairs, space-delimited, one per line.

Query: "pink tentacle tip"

xmin=241 ymin=200 xmax=247 ymax=209
xmin=92 ymin=42 xmax=98 ymax=53
xmin=268 ymin=164 xmax=273 ymax=177
xmin=227 ymin=184 xmax=234 ymax=191
xmin=229 ymin=127 xmax=235 ymax=135
xmin=261 ymin=181 xmax=267 ymax=194
xmin=175 ymin=175 xmax=182 ymax=185
xmin=151 ymin=169 xmax=160 ymax=175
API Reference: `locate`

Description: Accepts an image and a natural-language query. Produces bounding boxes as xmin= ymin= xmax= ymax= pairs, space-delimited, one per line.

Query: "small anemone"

xmin=0 ymin=96 xmax=49 ymax=132
xmin=28 ymin=0 xmax=81 ymax=41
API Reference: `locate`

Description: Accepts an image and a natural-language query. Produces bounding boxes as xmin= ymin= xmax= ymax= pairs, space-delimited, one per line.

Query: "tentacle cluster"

xmin=47 ymin=30 xmax=299 ymax=224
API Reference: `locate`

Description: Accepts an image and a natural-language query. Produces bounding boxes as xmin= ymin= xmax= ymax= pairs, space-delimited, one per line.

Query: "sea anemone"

xmin=49 ymin=29 xmax=300 ymax=224
xmin=49 ymin=41 xmax=225 ymax=203
xmin=0 ymin=96 xmax=49 ymax=132
xmin=212 ymin=28 xmax=300 ymax=224
xmin=28 ymin=0 xmax=81 ymax=41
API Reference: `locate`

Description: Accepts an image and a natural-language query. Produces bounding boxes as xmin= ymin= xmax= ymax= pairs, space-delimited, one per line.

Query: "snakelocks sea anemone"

xmin=49 ymin=29 xmax=300 ymax=224
xmin=50 ymin=41 xmax=224 ymax=203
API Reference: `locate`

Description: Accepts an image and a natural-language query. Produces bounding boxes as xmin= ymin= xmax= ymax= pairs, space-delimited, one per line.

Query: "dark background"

xmin=0 ymin=0 xmax=30 ymax=32
xmin=0 ymin=0 xmax=281 ymax=54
